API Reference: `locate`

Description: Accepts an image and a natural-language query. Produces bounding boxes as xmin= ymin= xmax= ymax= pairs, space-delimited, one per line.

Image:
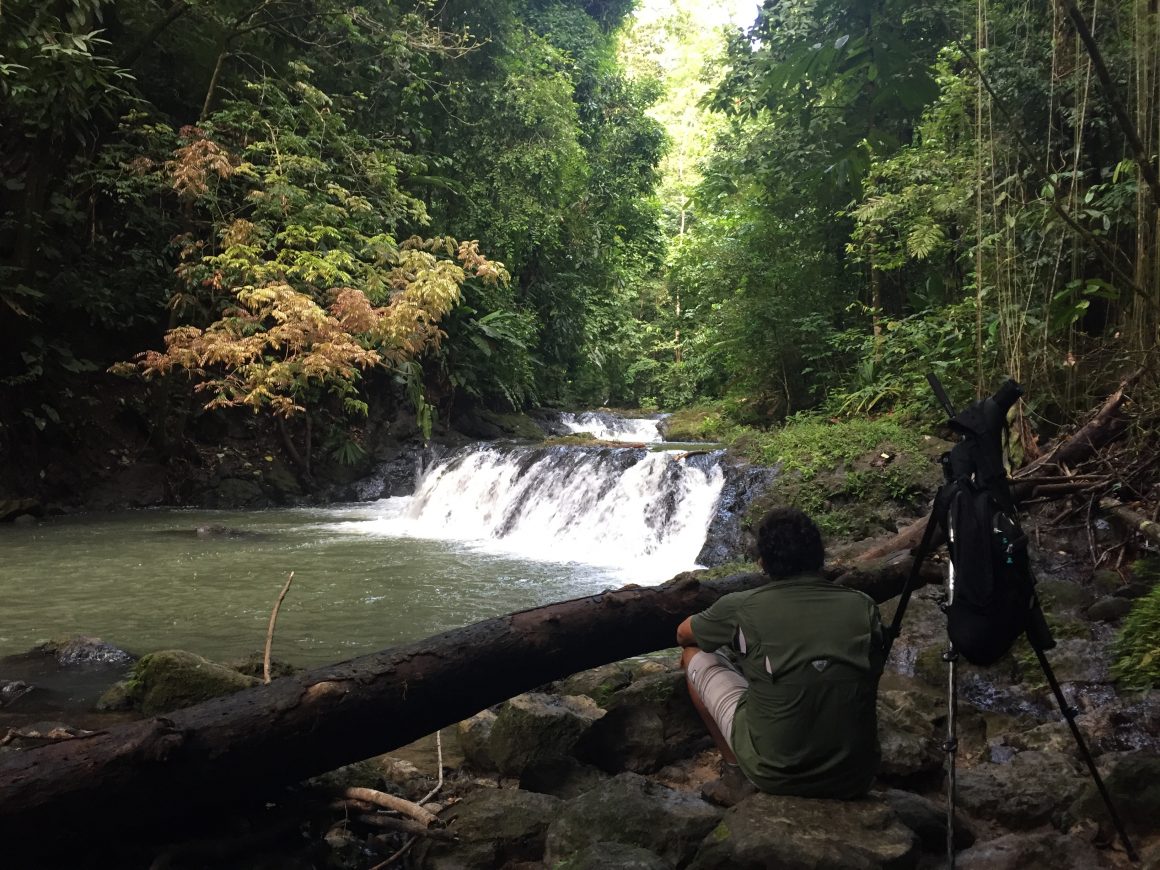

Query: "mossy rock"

xmin=478 ymin=409 xmax=546 ymax=440
xmin=115 ymin=649 xmax=260 ymax=715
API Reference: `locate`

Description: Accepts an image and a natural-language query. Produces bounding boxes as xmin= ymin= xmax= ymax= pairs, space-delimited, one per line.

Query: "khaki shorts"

xmin=687 ymin=650 xmax=748 ymax=747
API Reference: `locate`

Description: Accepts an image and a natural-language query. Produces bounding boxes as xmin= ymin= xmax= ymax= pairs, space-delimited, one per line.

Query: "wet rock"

xmin=0 ymin=680 xmax=34 ymax=708
xmin=341 ymin=446 xmax=429 ymax=500
xmin=38 ymin=636 xmax=134 ymax=666
xmin=956 ymin=750 xmax=1086 ymax=829
xmin=1067 ymin=751 xmax=1160 ymax=839
xmin=489 ymin=693 xmax=605 ymax=777
xmin=0 ymin=497 xmax=43 ymax=522
xmin=545 ymin=772 xmax=721 ymax=868
xmin=578 ymin=671 xmax=708 ymax=773
xmin=109 ymin=649 xmax=260 ymax=715
xmin=686 ymin=792 xmax=917 ymax=870
xmin=880 ymin=788 xmax=975 ymax=853
xmin=1036 ymin=578 xmax=1095 ymax=613
xmin=554 ymin=841 xmax=672 ymax=870
xmin=1086 ymin=596 xmax=1133 ymax=622
xmin=1042 ymin=637 xmax=1112 ymax=683
xmin=457 ymin=709 xmax=497 ymax=771
xmin=411 ymin=787 xmax=562 ymax=869
xmin=695 ymin=461 xmax=777 ymax=568
xmin=955 ymin=830 xmax=1113 ymax=869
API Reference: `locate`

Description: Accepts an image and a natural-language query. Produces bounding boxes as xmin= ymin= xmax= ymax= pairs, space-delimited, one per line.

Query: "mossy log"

xmin=0 ymin=562 xmax=921 ymax=841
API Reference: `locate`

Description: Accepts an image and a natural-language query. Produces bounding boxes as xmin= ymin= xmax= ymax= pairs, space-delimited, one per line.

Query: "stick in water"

xmin=264 ymin=571 xmax=295 ymax=684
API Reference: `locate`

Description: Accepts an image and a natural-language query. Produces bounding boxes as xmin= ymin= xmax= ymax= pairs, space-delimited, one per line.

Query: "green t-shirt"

xmin=690 ymin=573 xmax=885 ymax=798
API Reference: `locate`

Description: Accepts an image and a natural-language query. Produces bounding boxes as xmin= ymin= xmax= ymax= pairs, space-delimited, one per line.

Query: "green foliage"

xmin=1112 ymin=567 xmax=1160 ymax=690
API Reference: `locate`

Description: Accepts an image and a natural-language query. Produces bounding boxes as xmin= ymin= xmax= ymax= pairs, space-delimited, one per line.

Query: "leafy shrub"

xmin=1112 ymin=563 xmax=1160 ymax=690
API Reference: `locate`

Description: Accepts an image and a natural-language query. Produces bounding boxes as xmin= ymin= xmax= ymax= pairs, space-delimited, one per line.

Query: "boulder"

xmin=0 ymin=498 xmax=43 ymax=522
xmin=686 ymin=792 xmax=918 ymax=870
xmin=1067 ymin=751 xmax=1160 ymax=839
xmin=518 ymin=757 xmax=612 ymax=800
xmin=1086 ymin=596 xmax=1133 ymax=622
xmin=578 ymin=671 xmax=708 ymax=773
xmin=106 ymin=649 xmax=260 ymax=715
xmin=551 ymin=661 xmax=637 ymax=705
xmin=545 ymin=772 xmax=721 ymax=868
xmin=877 ymin=694 xmax=943 ymax=786
xmin=457 ymin=709 xmax=498 ymax=771
xmin=411 ymin=787 xmax=562 ymax=869
xmin=955 ymin=830 xmax=1113 ymax=869
xmin=955 ymin=750 xmax=1086 ymax=829
xmin=489 ymin=693 xmax=605 ymax=777
xmin=0 ymin=680 xmax=34 ymax=708
xmin=880 ymin=788 xmax=975 ymax=853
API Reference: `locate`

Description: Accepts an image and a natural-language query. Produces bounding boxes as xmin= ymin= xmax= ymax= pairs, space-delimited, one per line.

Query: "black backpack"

xmin=929 ymin=378 xmax=1054 ymax=666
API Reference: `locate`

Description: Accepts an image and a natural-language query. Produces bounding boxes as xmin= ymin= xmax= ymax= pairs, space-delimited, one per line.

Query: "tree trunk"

xmin=0 ymin=563 xmax=916 ymax=839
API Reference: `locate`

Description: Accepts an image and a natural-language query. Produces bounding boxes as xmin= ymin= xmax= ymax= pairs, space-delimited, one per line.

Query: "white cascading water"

xmin=556 ymin=411 xmax=664 ymax=443
xmin=352 ymin=444 xmax=724 ymax=583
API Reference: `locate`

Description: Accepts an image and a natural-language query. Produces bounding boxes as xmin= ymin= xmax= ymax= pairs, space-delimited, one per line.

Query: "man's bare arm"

xmin=676 ymin=616 xmax=698 ymax=648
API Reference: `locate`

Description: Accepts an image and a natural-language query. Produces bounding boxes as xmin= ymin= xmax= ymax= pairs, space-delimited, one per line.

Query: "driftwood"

xmin=0 ymin=561 xmax=919 ymax=843
xmin=855 ymin=368 xmax=1144 ymax=562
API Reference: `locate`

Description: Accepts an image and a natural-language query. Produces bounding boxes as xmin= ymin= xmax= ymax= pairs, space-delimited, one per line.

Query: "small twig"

xmin=337 ymin=788 xmax=438 ymax=827
xmin=420 ymin=729 xmax=445 ymax=806
xmin=264 ymin=571 xmax=295 ymax=684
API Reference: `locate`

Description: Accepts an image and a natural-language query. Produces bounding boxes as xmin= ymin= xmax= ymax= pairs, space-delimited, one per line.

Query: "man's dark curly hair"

xmin=754 ymin=507 xmax=825 ymax=578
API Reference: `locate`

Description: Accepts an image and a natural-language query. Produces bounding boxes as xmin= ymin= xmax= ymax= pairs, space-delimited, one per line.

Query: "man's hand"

xmin=676 ymin=616 xmax=698 ymax=648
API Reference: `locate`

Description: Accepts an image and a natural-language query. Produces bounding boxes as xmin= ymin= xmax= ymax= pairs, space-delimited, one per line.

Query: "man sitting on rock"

xmin=677 ymin=506 xmax=886 ymax=806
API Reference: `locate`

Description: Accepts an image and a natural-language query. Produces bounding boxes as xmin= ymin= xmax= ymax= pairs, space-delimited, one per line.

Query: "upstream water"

xmin=0 ymin=422 xmax=724 ymax=670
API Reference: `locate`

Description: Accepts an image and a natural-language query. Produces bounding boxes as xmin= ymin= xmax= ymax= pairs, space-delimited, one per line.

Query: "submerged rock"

xmin=37 ymin=636 xmax=134 ymax=667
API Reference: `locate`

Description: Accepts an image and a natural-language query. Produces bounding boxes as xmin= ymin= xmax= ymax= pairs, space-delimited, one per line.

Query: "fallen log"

xmin=0 ymin=560 xmax=927 ymax=844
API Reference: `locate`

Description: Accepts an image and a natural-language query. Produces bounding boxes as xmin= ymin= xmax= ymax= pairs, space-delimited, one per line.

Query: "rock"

xmin=877 ymin=694 xmax=943 ymax=787
xmin=12 ymin=513 xmax=36 ymax=525
xmin=115 ymin=649 xmax=260 ymax=715
xmin=553 ymin=841 xmax=672 ymax=870
xmin=518 ymin=757 xmax=611 ymax=800
xmin=225 ymin=651 xmax=298 ymax=680
xmin=86 ymin=462 xmax=167 ymax=509
xmin=1039 ymin=637 xmax=1111 ymax=684
xmin=545 ymin=772 xmax=721 ymax=868
xmin=552 ymin=661 xmax=636 ymax=705
xmin=202 ymin=477 xmax=267 ymax=508
xmin=578 ymin=671 xmax=708 ymax=773
xmin=38 ymin=636 xmax=134 ymax=666
xmin=1067 ymin=751 xmax=1160 ymax=838
xmin=411 ymin=787 xmax=563 ymax=869
xmin=0 ymin=497 xmax=43 ymax=522
xmin=956 ymin=750 xmax=1086 ymax=829
xmin=1036 ymin=579 xmax=1095 ymax=613
xmin=0 ymin=680 xmax=34 ymax=708
xmin=880 ymin=788 xmax=974 ymax=853
xmin=695 ymin=461 xmax=778 ymax=567
xmin=1086 ymin=596 xmax=1133 ymax=622
xmin=95 ymin=681 xmax=134 ymax=712
xmin=489 ymin=693 xmax=605 ymax=777
xmin=457 ymin=709 xmax=498 ymax=771
xmin=955 ymin=830 xmax=1113 ymax=869
xmin=686 ymin=791 xmax=918 ymax=870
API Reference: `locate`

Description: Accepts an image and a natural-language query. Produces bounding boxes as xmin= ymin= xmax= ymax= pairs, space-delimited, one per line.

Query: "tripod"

xmin=882 ymin=376 xmax=1138 ymax=867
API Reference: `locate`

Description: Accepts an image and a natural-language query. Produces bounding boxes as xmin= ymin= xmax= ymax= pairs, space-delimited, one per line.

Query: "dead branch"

xmin=338 ymin=787 xmax=438 ymax=827
xmin=1099 ymin=498 xmax=1160 ymax=546
xmin=264 ymin=571 xmax=295 ymax=684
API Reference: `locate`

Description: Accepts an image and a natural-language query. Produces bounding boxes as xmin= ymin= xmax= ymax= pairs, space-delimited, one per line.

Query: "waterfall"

xmin=347 ymin=443 xmax=725 ymax=583
xmin=554 ymin=411 xmax=664 ymax=443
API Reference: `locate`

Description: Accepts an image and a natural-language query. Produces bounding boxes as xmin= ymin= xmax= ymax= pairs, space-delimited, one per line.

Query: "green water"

xmin=0 ymin=506 xmax=621 ymax=668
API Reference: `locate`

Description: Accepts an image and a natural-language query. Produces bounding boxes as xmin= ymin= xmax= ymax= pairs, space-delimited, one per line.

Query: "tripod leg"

xmin=1032 ymin=647 xmax=1139 ymax=862
xmin=943 ymin=643 xmax=959 ymax=870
